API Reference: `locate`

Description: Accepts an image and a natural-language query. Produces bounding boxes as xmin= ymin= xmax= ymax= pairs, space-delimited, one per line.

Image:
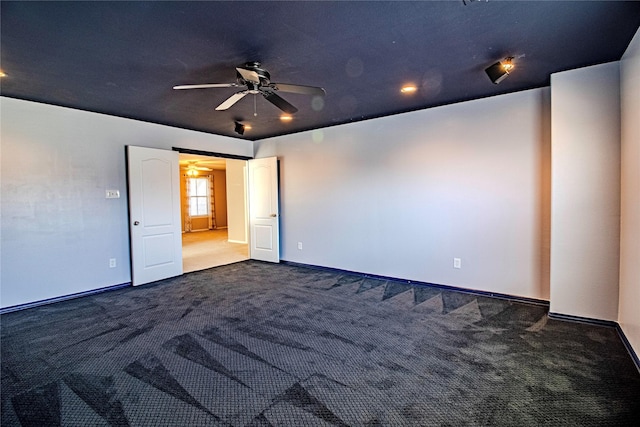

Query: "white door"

xmin=127 ymin=146 xmax=183 ymax=285
xmin=248 ymin=157 xmax=280 ymax=263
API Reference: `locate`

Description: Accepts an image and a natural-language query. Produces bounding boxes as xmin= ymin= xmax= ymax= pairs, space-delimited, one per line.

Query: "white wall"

xmin=226 ymin=159 xmax=248 ymax=244
xmin=212 ymin=169 xmax=228 ymax=228
xmin=256 ymin=88 xmax=551 ymax=300
xmin=0 ymin=98 xmax=252 ymax=308
xmin=549 ymin=62 xmax=621 ymax=321
xmin=619 ymin=28 xmax=640 ymax=355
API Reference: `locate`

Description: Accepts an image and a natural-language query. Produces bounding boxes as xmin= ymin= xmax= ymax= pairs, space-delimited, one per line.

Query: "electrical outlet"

xmin=109 ymin=258 xmax=117 ymax=268
xmin=297 ymin=242 xmax=303 ymax=250
xmin=453 ymin=258 xmax=462 ymax=269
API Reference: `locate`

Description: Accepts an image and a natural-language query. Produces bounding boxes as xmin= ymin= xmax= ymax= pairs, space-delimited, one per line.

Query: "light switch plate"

xmin=106 ymin=190 xmax=120 ymax=199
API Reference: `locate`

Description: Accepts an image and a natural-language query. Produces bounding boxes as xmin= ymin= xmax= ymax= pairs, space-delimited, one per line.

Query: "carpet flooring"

xmin=2 ymin=261 xmax=639 ymax=426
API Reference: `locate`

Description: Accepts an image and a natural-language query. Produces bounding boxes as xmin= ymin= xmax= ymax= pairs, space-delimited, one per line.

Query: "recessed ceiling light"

xmin=0 ymin=70 xmax=7 ymax=78
xmin=400 ymin=85 xmax=417 ymax=94
xmin=280 ymin=115 xmax=293 ymax=122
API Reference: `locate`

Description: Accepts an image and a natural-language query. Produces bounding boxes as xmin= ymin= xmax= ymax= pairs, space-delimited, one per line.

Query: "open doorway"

xmin=179 ymin=153 xmax=249 ymax=272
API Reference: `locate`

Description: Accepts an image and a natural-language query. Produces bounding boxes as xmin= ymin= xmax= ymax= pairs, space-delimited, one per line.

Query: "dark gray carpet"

xmin=2 ymin=260 xmax=639 ymax=426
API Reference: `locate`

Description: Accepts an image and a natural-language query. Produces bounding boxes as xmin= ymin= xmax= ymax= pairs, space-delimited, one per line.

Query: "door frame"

xmin=172 ymin=147 xmax=252 ymax=162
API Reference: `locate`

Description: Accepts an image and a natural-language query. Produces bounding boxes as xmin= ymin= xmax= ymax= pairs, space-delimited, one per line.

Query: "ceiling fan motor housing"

xmin=238 ymin=62 xmax=271 ymax=86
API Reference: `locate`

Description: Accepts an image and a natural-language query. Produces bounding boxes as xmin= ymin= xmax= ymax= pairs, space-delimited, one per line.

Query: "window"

xmin=188 ymin=177 xmax=209 ymax=216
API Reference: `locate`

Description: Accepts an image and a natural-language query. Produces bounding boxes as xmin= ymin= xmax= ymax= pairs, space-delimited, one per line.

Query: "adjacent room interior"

xmin=178 ymin=153 xmax=249 ymax=272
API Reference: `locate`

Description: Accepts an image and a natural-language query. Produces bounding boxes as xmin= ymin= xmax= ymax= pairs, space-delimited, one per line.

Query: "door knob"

xmin=134 ymin=221 xmax=140 ymax=226
xmin=270 ymin=214 xmax=277 ymax=217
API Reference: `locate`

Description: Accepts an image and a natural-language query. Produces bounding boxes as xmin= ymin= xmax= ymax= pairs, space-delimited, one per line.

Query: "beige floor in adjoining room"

xmin=182 ymin=229 xmax=249 ymax=273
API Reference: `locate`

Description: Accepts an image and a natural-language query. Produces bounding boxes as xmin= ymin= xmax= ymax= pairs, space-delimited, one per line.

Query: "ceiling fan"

xmin=183 ymin=161 xmax=211 ymax=170
xmin=182 ymin=161 xmax=212 ymax=176
xmin=173 ymin=62 xmax=325 ymax=114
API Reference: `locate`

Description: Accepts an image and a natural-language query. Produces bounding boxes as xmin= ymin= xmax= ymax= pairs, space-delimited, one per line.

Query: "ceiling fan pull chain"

xmin=254 ymin=95 xmax=258 ymax=117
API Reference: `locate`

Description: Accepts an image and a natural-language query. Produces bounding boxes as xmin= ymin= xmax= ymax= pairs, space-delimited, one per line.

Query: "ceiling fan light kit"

xmin=174 ymin=62 xmax=325 ymax=118
xmin=183 ymin=161 xmax=212 ymax=176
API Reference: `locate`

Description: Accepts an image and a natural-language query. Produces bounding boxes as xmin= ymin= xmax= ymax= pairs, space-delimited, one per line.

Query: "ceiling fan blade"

xmin=272 ymin=83 xmax=325 ymax=96
xmin=236 ymin=67 xmax=261 ymax=84
xmin=262 ymin=91 xmax=298 ymax=114
xmin=173 ymin=83 xmax=238 ymax=90
xmin=215 ymin=91 xmax=248 ymax=110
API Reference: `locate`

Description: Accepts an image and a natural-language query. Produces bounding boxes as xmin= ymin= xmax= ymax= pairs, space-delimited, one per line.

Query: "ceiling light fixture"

xmin=280 ymin=115 xmax=293 ymax=122
xmin=485 ymin=56 xmax=515 ymax=84
xmin=0 ymin=70 xmax=7 ymax=78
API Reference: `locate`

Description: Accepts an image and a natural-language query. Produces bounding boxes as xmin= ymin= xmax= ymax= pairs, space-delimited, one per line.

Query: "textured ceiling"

xmin=1 ymin=1 xmax=639 ymax=141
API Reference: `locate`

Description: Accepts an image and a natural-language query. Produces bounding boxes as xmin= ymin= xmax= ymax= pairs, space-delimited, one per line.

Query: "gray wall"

xmin=549 ymin=62 xmax=621 ymax=321
xmin=619 ymin=28 xmax=640 ymax=356
xmin=0 ymin=98 xmax=252 ymax=308
xmin=255 ymin=88 xmax=552 ymax=301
